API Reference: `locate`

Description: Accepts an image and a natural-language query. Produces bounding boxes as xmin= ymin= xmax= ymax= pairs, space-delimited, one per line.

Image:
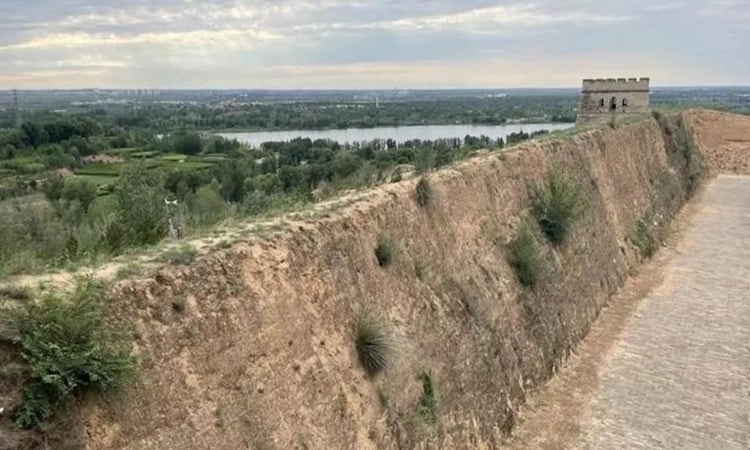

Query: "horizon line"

xmin=2 ymin=84 xmax=749 ymax=92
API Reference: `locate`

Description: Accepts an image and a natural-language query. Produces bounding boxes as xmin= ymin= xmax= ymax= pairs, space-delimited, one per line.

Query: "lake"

xmin=218 ymin=123 xmax=573 ymax=147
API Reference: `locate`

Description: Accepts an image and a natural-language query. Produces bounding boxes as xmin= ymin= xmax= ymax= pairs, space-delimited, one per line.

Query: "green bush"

xmin=507 ymin=223 xmax=545 ymax=288
xmin=414 ymin=147 xmax=435 ymax=174
xmin=160 ymin=244 xmax=198 ymax=266
xmin=531 ymin=167 xmax=587 ymax=244
xmin=414 ymin=258 xmax=428 ymax=281
xmin=630 ymin=214 xmax=658 ymax=258
xmin=353 ymin=310 xmax=393 ymax=377
xmin=115 ymin=168 xmax=168 ymax=246
xmin=415 ymin=176 xmax=431 ymax=207
xmin=417 ymin=371 xmax=438 ymax=425
xmin=172 ymin=132 xmax=202 ymax=155
xmin=5 ymin=279 xmax=134 ymax=429
xmin=187 ymin=184 xmax=226 ymax=226
xmin=374 ymin=233 xmax=395 ymax=267
xmin=0 ymin=284 xmax=33 ymax=301
xmin=674 ymin=120 xmax=703 ymax=195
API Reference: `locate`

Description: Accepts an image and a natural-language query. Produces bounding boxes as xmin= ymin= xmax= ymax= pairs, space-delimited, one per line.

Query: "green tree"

xmin=331 ymin=152 xmax=362 ymax=179
xmin=172 ymin=133 xmax=202 ymax=155
xmin=115 ymin=168 xmax=168 ymax=246
xmin=188 ymin=184 xmax=225 ymax=225
xmin=61 ymin=178 xmax=98 ymax=212
xmin=41 ymin=175 xmax=65 ymax=201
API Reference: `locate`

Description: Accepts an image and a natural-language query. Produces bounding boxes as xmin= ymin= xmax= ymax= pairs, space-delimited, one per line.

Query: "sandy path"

xmin=506 ymin=175 xmax=750 ymax=449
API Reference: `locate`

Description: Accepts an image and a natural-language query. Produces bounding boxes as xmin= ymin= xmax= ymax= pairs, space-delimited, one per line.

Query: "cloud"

xmin=0 ymin=29 xmax=281 ymax=52
xmin=0 ymin=0 xmax=746 ymax=88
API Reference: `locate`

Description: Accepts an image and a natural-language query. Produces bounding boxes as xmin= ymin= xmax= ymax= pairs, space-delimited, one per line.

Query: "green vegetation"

xmin=630 ymin=213 xmax=658 ymax=258
xmin=530 ymin=167 xmax=587 ymax=244
xmin=114 ymin=263 xmax=145 ymax=280
xmin=673 ymin=120 xmax=703 ymax=196
xmin=171 ymin=298 xmax=186 ymax=314
xmin=353 ymin=310 xmax=394 ymax=377
xmin=507 ymin=222 xmax=546 ymax=288
xmin=1 ymin=107 xmax=553 ymax=277
xmin=160 ymin=244 xmax=199 ymax=266
xmin=415 ymin=176 xmax=432 ymax=208
xmin=3 ymin=279 xmax=134 ymax=429
xmin=374 ymin=234 xmax=396 ymax=267
xmin=0 ymin=284 xmax=33 ymax=301
xmin=1 ymin=91 xmax=577 ymax=134
xmin=414 ymin=258 xmax=428 ymax=281
xmin=416 ymin=371 xmax=438 ymax=425
xmin=654 ymin=114 xmax=704 ymax=197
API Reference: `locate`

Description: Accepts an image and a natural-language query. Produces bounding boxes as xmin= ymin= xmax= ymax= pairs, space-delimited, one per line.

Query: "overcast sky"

xmin=0 ymin=0 xmax=747 ymax=89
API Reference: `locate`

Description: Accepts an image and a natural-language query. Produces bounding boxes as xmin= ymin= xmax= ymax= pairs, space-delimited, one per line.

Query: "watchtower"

xmin=576 ymin=77 xmax=650 ymax=126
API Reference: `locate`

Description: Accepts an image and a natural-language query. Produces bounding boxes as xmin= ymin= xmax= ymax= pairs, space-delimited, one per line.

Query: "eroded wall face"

xmin=81 ymin=115 xmax=703 ymax=449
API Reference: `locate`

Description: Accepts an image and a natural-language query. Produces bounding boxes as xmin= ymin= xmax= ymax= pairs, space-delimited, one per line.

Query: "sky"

xmin=0 ymin=0 xmax=748 ymax=89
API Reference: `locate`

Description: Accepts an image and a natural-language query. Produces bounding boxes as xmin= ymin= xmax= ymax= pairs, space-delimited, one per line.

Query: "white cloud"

xmin=0 ymin=28 xmax=282 ymax=52
xmin=0 ymin=0 xmax=746 ymax=88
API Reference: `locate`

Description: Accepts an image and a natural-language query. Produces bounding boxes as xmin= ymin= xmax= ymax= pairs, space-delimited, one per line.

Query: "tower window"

xmin=599 ymin=98 xmax=605 ymax=107
xmin=622 ymin=98 xmax=628 ymax=107
xmin=609 ymin=97 xmax=617 ymax=111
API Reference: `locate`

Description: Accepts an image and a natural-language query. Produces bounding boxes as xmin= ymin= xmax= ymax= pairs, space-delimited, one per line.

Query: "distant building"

xmin=576 ymin=77 xmax=650 ymax=125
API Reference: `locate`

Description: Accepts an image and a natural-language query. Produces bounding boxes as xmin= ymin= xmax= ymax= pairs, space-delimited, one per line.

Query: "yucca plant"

xmin=353 ymin=310 xmax=394 ymax=377
xmin=531 ymin=166 xmax=587 ymax=244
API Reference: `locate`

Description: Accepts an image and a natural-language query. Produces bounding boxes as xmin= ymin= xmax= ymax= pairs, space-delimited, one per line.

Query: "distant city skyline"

xmin=1 ymin=1 xmax=748 ymax=89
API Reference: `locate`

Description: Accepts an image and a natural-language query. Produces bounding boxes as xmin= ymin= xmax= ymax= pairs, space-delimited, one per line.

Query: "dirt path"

xmin=506 ymin=175 xmax=750 ymax=449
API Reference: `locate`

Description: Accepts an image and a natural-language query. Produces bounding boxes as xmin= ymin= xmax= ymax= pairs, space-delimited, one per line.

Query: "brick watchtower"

xmin=576 ymin=77 xmax=650 ymax=126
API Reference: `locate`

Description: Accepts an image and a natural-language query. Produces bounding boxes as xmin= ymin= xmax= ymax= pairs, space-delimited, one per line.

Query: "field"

xmin=1 ymin=148 xmax=219 ymax=198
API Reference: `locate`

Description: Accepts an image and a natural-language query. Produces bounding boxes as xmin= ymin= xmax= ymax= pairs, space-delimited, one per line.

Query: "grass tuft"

xmin=417 ymin=371 xmax=438 ymax=425
xmin=0 ymin=285 xmax=33 ymax=301
xmin=630 ymin=213 xmax=658 ymax=258
xmin=374 ymin=234 xmax=395 ymax=267
xmin=531 ymin=166 xmax=587 ymax=244
xmin=160 ymin=243 xmax=199 ymax=266
xmin=414 ymin=177 xmax=432 ymax=208
xmin=353 ymin=310 xmax=394 ymax=377
xmin=414 ymin=258 xmax=428 ymax=281
xmin=507 ymin=222 xmax=546 ymax=288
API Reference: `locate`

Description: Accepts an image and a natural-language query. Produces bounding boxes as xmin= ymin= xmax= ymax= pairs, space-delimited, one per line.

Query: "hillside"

xmin=3 ymin=110 xmax=749 ymax=449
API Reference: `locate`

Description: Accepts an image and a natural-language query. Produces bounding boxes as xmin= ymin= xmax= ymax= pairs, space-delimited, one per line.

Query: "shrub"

xmin=674 ymin=120 xmax=703 ymax=195
xmin=415 ymin=176 xmax=431 ymax=207
xmin=417 ymin=371 xmax=438 ymax=425
xmin=187 ymin=184 xmax=226 ymax=226
xmin=160 ymin=244 xmax=198 ymax=266
xmin=5 ymin=279 xmax=134 ymax=429
xmin=531 ymin=167 xmax=586 ymax=244
xmin=507 ymin=223 xmax=545 ymax=288
xmin=0 ymin=284 xmax=33 ymax=301
xmin=41 ymin=175 xmax=65 ymax=202
xmin=414 ymin=258 xmax=428 ymax=281
xmin=172 ymin=132 xmax=202 ymax=155
xmin=374 ymin=234 xmax=395 ymax=267
xmin=414 ymin=147 xmax=435 ymax=174
xmin=115 ymin=168 xmax=168 ymax=246
xmin=630 ymin=214 xmax=658 ymax=258
xmin=353 ymin=310 xmax=393 ymax=377
xmin=61 ymin=178 xmax=98 ymax=213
